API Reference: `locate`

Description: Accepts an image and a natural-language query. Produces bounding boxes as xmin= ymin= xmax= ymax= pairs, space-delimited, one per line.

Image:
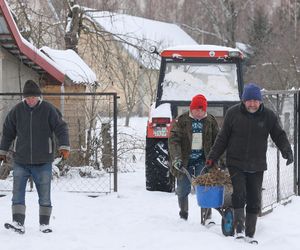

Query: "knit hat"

xmin=23 ymin=80 xmax=42 ymax=97
xmin=241 ymin=83 xmax=262 ymax=101
xmin=190 ymin=94 xmax=207 ymax=111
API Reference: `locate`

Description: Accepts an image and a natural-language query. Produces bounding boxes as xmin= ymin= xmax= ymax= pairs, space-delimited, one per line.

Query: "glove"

xmin=282 ymin=150 xmax=293 ymax=166
xmin=59 ymin=149 xmax=70 ymax=160
xmin=0 ymin=155 xmax=7 ymax=163
xmin=173 ymin=158 xmax=183 ymax=171
xmin=205 ymin=159 xmax=214 ymax=168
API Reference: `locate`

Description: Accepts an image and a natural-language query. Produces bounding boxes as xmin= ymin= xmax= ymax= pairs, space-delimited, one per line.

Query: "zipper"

xmin=13 ymin=136 xmax=18 ymax=152
xmin=30 ymin=111 xmax=33 ymax=164
xmin=48 ymin=138 xmax=52 ymax=153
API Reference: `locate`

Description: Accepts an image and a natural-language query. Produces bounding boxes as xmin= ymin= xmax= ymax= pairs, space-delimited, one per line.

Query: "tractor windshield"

xmin=160 ymin=62 xmax=239 ymax=101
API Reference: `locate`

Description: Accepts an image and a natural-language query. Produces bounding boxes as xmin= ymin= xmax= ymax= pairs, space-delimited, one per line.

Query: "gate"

xmin=0 ymin=92 xmax=118 ymax=195
xmin=261 ymin=90 xmax=298 ymax=214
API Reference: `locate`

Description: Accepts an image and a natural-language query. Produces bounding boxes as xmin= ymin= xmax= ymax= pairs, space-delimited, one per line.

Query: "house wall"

xmin=78 ymin=30 xmax=158 ymax=117
xmin=0 ymin=47 xmax=39 ymax=131
xmin=0 ymin=47 xmax=39 ymax=92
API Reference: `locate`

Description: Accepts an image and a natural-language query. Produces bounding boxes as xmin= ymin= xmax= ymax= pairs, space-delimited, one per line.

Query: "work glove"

xmin=173 ymin=158 xmax=183 ymax=171
xmin=0 ymin=154 xmax=7 ymax=163
xmin=205 ymin=159 xmax=214 ymax=168
xmin=282 ymin=150 xmax=294 ymax=166
xmin=59 ymin=149 xmax=70 ymax=160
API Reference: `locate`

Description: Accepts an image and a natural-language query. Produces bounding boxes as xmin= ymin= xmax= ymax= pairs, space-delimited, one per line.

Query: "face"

xmin=244 ymin=100 xmax=261 ymax=113
xmin=191 ymin=108 xmax=206 ymax=120
xmin=25 ymin=96 xmax=39 ymax=107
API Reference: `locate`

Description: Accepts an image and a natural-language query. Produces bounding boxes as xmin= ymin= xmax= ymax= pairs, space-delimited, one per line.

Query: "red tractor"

xmin=146 ymin=45 xmax=244 ymax=192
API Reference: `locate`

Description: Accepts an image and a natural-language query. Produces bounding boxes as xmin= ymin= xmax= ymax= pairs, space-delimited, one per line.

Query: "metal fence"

xmin=261 ymin=90 xmax=298 ymax=214
xmin=0 ymin=92 xmax=118 ymax=195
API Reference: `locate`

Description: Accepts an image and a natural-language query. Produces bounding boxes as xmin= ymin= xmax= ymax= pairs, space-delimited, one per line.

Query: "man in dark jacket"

xmin=0 ymin=80 xmax=70 ymax=234
xmin=206 ymin=83 xmax=293 ymax=244
xmin=168 ymin=94 xmax=219 ymax=223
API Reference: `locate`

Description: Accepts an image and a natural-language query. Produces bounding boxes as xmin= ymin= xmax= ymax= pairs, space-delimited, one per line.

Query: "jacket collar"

xmin=240 ymin=102 xmax=264 ymax=115
xmin=189 ymin=110 xmax=207 ymax=121
xmin=22 ymin=98 xmax=43 ymax=110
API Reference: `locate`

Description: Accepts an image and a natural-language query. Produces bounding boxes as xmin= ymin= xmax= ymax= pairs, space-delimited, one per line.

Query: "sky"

xmin=0 ymin=117 xmax=299 ymax=250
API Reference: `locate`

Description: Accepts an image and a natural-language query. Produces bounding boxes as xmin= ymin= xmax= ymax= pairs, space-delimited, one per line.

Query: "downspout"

xmin=60 ymin=83 xmax=65 ymax=116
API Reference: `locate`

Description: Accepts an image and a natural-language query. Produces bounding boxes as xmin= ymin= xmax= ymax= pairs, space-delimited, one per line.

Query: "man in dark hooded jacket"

xmin=206 ymin=83 xmax=293 ymax=244
xmin=0 ymin=80 xmax=70 ymax=234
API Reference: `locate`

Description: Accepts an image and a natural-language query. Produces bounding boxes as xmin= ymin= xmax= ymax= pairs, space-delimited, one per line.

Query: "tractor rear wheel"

xmin=145 ymin=138 xmax=174 ymax=192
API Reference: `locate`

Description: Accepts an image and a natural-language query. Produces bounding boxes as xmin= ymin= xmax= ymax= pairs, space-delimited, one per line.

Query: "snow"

xmin=0 ymin=116 xmax=299 ymax=249
xmin=40 ymin=47 xmax=97 ymax=84
xmin=149 ymin=103 xmax=172 ymax=121
xmin=161 ymin=63 xmax=239 ymax=102
xmin=86 ymin=11 xmax=197 ymax=69
xmin=164 ymin=44 xmax=241 ymax=52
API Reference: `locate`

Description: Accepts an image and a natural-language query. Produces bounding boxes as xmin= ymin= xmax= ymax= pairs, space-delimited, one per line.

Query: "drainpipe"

xmin=60 ymin=83 xmax=65 ymax=116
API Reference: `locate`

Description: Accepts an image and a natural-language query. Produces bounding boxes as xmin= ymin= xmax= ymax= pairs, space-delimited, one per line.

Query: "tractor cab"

xmin=146 ymin=45 xmax=244 ymax=192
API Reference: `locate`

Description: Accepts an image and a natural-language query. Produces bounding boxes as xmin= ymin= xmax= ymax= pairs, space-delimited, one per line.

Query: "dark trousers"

xmin=228 ymin=166 xmax=264 ymax=214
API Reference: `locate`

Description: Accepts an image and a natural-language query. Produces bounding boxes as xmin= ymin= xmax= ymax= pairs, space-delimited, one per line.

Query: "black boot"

xmin=178 ymin=197 xmax=188 ymax=220
xmin=10 ymin=204 xmax=26 ymax=233
xmin=245 ymin=213 xmax=258 ymax=244
xmin=39 ymin=206 xmax=53 ymax=233
xmin=234 ymin=208 xmax=245 ymax=239
xmin=12 ymin=204 xmax=26 ymax=225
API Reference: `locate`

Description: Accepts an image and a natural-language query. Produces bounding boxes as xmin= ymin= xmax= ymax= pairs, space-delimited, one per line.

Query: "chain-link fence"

xmin=0 ymin=92 xmax=118 ymax=195
xmin=261 ymin=90 xmax=298 ymax=214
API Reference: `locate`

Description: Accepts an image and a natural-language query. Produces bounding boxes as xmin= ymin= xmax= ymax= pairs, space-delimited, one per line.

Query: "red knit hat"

xmin=190 ymin=94 xmax=207 ymax=111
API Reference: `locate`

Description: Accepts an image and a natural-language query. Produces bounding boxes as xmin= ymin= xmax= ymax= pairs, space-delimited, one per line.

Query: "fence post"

xmin=113 ymin=93 xmax=118 ymax=192
xmin=276 ymin=94 xmax=281 ymax=202
xmin=297 ymin=92 xmax=300 ymax=195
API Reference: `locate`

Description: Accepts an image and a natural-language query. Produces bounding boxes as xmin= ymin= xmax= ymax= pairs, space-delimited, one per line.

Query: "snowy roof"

xmin=163 ymin=44 xmax=241 ymax=52
xmin=86 ymin=11 xmax=198 ymax=69
xmin=40 ymin=47 xmax=97 ymax=84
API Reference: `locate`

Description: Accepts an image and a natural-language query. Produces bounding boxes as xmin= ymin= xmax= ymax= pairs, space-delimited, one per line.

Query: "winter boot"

xmin=178 ymin=196 xmax=188 ymax=220
xmin=234 ymin=208 xmax=245 ymax=240
xmin=245 ymin=213 xmax=258 ymax=244
xmin=39 ymin=206 xmax=53 ymax=233
xmin=8 ymin=204 xmax=26 ymax=233
xmin=12 ymin=204 xmax=26 ymax=226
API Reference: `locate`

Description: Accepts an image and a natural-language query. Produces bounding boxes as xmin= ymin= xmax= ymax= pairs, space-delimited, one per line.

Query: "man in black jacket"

xmin=0 ymin=80 xmax=70 ymax=234
xmin=206 ymin=83 xmax=293 ymax=244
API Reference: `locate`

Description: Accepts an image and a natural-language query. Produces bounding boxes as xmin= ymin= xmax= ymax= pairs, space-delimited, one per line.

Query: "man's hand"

xmin=59 ymin=149 xmax=70 ymax=160
xmin=205 ymin=159 xmax=214 ymax=168
xmin=0 ymin=155 xmax=7 ymax=163
xmin=282 ymin=150 xmax=293 ymax=165
xmin=173 ymin=158 xmax=183 ymax=171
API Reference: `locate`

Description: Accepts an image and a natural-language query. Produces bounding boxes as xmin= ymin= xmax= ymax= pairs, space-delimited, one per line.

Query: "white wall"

xmin=0 ymin=47 xmax=39 ymax=129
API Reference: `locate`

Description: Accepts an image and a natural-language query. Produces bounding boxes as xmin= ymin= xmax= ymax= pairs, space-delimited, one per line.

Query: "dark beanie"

xmin=190 ymin=94 xmax=207 ymax=111
xmin=23 ymin=80 xmax=42 ymax=97
xmin=241 ymin=83 xmax=262 ymax=101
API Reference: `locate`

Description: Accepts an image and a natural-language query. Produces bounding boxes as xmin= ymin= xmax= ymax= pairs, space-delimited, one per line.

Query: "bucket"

xmin=196 ymin=185 xmax=224 ymax=208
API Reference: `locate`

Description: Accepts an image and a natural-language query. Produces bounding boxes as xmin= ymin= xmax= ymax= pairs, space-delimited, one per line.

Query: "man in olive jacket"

xmin=206 ymin=83 xmax=293 ymax=244
xmin=168 ymin=94 xmax=219 ymax=223
xmin=0 ymin=80 xmax=70 ymax=234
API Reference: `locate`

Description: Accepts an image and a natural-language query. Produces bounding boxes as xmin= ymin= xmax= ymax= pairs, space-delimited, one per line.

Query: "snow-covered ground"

xmin=0 ymin=117 xmax=299 ymax=249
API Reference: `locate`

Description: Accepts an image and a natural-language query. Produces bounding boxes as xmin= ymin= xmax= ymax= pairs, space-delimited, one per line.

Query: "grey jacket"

xmin=0 ymin=100 xmax=70 ymax=164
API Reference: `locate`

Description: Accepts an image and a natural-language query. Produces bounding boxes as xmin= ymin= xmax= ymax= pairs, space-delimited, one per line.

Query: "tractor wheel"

xmin=221 ymin=207 xmax=234 ymax=236
xmin=145 ymin=138 xmax=174 ymax=192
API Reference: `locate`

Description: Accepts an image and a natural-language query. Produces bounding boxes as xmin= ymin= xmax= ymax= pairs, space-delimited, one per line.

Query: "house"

xmin=0 ymin=0 xmax=97 ymax=159
xmin=79 ymin=11 xmax=198 ymax=118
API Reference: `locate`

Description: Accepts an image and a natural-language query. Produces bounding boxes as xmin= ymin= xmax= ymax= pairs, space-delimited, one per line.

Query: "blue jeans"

xmin=176 ymin=162 xmax=204 ymax=198
xmin=12 ymin=162 xmax=52 ymax=207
